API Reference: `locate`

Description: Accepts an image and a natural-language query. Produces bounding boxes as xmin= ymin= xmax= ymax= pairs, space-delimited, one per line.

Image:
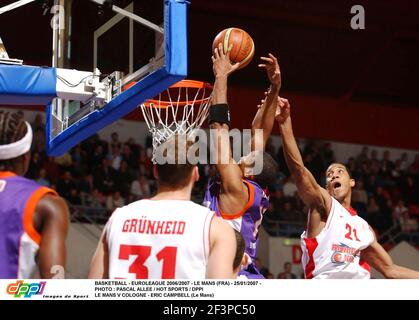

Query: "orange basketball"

xmin=212 ymin=28 xmax=255 ymax=70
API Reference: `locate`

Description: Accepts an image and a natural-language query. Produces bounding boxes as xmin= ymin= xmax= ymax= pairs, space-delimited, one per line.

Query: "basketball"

xmin=212 ymin=27 xmax=255 ymax=69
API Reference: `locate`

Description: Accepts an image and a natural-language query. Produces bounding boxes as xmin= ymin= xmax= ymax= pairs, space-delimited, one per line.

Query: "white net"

xmin=140 ymin=80 xmax=212 ymax=162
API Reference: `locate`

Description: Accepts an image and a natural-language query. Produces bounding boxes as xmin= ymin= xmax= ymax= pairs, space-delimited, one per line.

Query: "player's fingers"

xmin=260 ymin=57 xmax=274 ymax=64
xmin=217 ymin=43 xmax=224 ymax=56
xmin=268 ymin=53 xmax=278 ymax=62
xmin=214 ymin=47 xmax=220 ymax=59
xmin=278 ymin=97 xmax=285 ymax=106
xmin=232 ymin=62 xmax=241 ymax=70
xmin=258 ymin=64 xmax=267 ymax=68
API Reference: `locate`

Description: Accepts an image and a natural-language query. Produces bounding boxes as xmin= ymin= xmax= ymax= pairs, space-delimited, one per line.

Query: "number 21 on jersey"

xmin=345 ymin=223 xmax=360 ymax=242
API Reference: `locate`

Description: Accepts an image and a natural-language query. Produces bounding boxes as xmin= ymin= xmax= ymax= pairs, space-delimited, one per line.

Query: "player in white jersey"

xmin=275 ymin=97 xmax=419 ymax=279
xmin=88 ymin=137 xmax=236 ymax=279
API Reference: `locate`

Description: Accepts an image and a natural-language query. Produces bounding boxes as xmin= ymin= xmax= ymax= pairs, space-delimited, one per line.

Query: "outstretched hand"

xmin=212 ymin=43 xmax=240 ymax=78
xmin=259 ymin=53 xmax=281 ymax=88
xmin=275 ymin=97 xmax=291 ymax=124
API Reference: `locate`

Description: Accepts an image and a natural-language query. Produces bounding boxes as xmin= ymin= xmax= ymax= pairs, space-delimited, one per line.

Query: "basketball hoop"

xmin=140 ymin=79 xmax=213 ymax=161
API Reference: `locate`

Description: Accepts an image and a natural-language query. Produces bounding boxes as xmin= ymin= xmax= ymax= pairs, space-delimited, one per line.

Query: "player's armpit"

xmin=218 ymin=180 xmax=252 ymax=220
xmin=293 ymin=168 xmax=331 ymax=217
xmin=35 ymin=195 xmax=69 ymax=279
xmin=210 ymin=121 xmax=248 ymax=210
xmin=207 ymin=217 xmax=236 ymax=279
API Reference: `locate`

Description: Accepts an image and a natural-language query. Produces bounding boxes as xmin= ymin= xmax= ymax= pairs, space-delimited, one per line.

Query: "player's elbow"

xmin=381 ymin=265 xmax=396 ymax=279
xmin=291 ymin=166 xmax=308 ymax=183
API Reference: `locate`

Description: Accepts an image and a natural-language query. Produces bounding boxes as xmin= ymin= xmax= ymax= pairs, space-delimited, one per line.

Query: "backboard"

xmin=47 ymin=0 xmax=188 ymax=156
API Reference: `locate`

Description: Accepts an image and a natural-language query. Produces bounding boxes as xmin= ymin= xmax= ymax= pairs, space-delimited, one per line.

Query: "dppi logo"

xmin=6 ymin=280 xmax=46 ymax=298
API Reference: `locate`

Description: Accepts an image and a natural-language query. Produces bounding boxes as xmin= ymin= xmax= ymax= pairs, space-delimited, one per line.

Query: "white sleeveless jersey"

xmin=301 ymin=197 xmax=375 ymax=279
xmin=106 ymin=199 xmax=215 ymax=279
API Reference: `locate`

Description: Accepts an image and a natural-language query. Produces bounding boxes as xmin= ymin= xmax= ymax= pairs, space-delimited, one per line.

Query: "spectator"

xmin=280 ymin=201 xmax=303 ymax=223
xmin=352 ymin=180 xmax=368 ymax=218
xmin=106 ymin=191 xmax=125 ymax=211
xmin=403 ymin=176 xmax=419 ymax=206
xmin=91 ymin=144 xmax=106 ymax=170
xmin=398 ymin=152 xmax=409 ymax=172
xmin=130 ymin=174 xmax=151 ymax=201
xmin=68 ymin=188 xmax=82 ymax=205
xmin=94 ymin=158 xmax=116 ymax=194
xmin=110 ymin=145 xmax=122 ymax=171
xmin=278 ymin=262 xmax=297 ymax=279
xmin=367 ymin=197 xmax=380 ymax=231
xmin=27 ymin=151 xmax=42 ymax=179
xmin=356 ymin=146 xmax=369 ymax=167
xmin=56 ymin=171 xmax=76 ymax=200
xmin=282 ymin=176 xmax=298 ymax=197
xmin=371 ymin=150 xmax=378 ymax=162
xmin=31 ymin=113 xmax=44 ymax=132
xmin=78 ymin=174 xmax=94 ymax=206
xmin=320 ymin=142 xmax=335 ymax=167
xmin=54 ymin=151 xmax=73 ymax=170
xmin=408 ymin=155 xmax=419 ymax=176
xmin=122 ymin=143 xmax=137 ymax=170
xmin=110 ymin=132 xmax=121 ymax=150
xmin=115 ymin=160 xmax=133 ymax=198
xmin=266 ymin=272 xmax=275 ymax=279
xmin=43 ymin=156 xmax=60 ymax=185
xmin=90 ymin=189 xmax=107 ymax=210
xmin=381 ymin=150 xmax=394 ymax=174
xmin=32 ymin=128 xmax=46 ymax=155
xmin=36 ymin=168 xmax=51 ymax=187
xmin=365 ymin=175 xmax=378 ymax=196
xmin=392 ymin=159 xmax=403 ymax=179
xmin=276 ymin=145 xmax=290 ymax=176
xmin=138 ymin=148 xmax=152 ymax=173
xmin=392 ymin=200 xmax=409 ymax=232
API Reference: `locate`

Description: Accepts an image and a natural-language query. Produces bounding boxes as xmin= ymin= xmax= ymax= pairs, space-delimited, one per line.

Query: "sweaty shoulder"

xmin=311 ymin=187 xmax=333 ymax=219
xmin=34 ymin=194 xmax=69 ymax=233
xmin=37 ymin=194 xmax=68 ymax=213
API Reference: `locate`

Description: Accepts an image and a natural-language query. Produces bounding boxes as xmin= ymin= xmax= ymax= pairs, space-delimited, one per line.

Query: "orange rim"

xmin=124 ymin=80 xmax=213 ymax=108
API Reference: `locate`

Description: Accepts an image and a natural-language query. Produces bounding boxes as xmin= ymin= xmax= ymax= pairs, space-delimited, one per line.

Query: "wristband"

xmin=208 ymin=103 xmax=231 ymax=126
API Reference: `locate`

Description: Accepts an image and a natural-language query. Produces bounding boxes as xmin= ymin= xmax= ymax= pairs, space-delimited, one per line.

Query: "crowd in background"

xmin=263 ymin=140 xmax=419 ymax=239
xmin=18 ymin=113 xmax=419 ymax=241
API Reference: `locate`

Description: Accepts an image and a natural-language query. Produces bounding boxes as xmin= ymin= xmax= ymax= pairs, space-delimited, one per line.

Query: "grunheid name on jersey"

xmin=122 ymin=218 xmax=186 ymax=235
xmin=331 ymin=243 xmax=361 ymax=264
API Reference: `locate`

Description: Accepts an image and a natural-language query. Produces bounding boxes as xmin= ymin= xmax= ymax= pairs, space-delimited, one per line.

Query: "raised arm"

xmin=206 ymin=216 xmax=236 ymax=278
xmin=209 ymin=44 xmax=249 ymax=215
xmin=361 ymin=228 xmax=419 ymax=279
xmin=36 ymin=195 xmax=70 ymax=279
xmin=276 ymin=98 xmax=331 ymax=217
xmin=251 ymin=53 xmax=281 ymax=151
